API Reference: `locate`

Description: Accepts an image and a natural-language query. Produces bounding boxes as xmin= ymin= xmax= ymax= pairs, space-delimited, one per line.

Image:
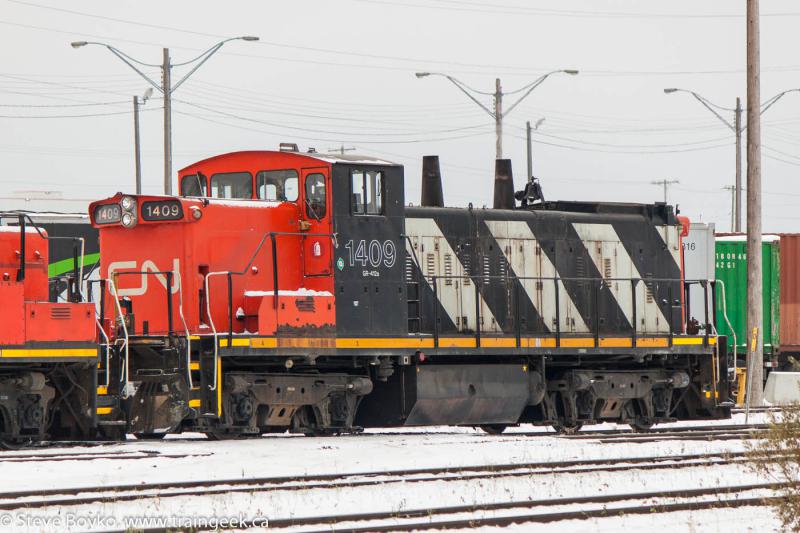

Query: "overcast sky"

xmin=3 ymin=0 xmax=800 ymax=231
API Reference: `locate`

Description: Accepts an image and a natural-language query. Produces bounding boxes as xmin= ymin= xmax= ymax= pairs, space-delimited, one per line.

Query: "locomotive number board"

xmin=141 ymin=200 xmax=184 ymax=222
xmin=93 ymin=203 xmax=122 ymax=225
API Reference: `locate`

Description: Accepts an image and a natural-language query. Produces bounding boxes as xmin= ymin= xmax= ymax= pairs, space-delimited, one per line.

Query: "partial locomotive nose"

xmin=493 ymin=158 xmax=515 ymax=209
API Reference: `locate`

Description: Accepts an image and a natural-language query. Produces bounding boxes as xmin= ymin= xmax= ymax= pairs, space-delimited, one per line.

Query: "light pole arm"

xmin=441 ymin=75 xmax=496 ymax=119
xmin=171 ymin=41 xmax=226 ymax=93
xmin=760 ymin=89 xmax=800 ymax=117
xmin=95 ymin=44 xmax=164 ymax=94
xmin=503 ymin=72 xmax=552 ymax=118
xmin=688 ymin=91 xmax=736 ymax=131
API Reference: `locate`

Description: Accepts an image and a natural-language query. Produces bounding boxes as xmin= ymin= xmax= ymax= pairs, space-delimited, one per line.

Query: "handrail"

xmin=203 ymin=230 xmax=336 ymax=392
xmin=175 ymin=277 xmax=193 ymax=390
xmin=107 ymin=276 xmax=131 ymax=397
xmin=89 ymin=278 xmax=112 ymax=388
xmin=417 ymin=273 xmax=710 ymax=341
xmin=714 ymin=279 xmax=737 ymax=374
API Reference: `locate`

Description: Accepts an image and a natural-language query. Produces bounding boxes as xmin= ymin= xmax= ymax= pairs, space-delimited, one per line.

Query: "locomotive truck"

xmin=87 ymin=149 xmax=730 ymax=438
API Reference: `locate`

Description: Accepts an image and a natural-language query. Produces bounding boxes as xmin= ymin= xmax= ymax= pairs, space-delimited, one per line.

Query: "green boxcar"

xmin=714 ymin=236 xmax=781 ymax=358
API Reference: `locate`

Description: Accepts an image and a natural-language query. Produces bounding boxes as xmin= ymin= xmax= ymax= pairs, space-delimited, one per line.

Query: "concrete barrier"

xmin=764 ymin=372 xmax=800 ymax=404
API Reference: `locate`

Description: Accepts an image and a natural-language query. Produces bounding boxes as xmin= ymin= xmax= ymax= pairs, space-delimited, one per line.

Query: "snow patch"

xmin=716 ymin=234 xmax=780 ymax=242
xmin=205 ymin=198 xmax=282 ymax=208
xmin=0 ymin=225 xmax=42 ymax=234
xmin=244 ymin=289 xmax=333 ymax=297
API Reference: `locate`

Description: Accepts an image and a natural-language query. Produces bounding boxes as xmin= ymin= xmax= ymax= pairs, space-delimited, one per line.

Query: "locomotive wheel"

xmin=479 ymin=424 xmax=508 ymax=435
xmin=0 ymin=438 xmax=32 ymax=450
xmin=629 ymin=420 xmax=654 ymax=432
xmin=552 ymin=422 xmax=583 ymax=435
xmin=134 ymin=433 xmax=166 ymax=440
xmin=206 ymin=432 xmax=260 ymax=441
xmin=98 ymin=426 xmax=127 ymax=441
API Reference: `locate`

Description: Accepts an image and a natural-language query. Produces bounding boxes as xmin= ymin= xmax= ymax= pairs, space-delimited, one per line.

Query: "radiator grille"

xmin=51 ymin=307 xmax=71 ymax=320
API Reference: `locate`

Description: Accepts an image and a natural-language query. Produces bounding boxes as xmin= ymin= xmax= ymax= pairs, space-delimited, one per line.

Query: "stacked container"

xmin=714 ymin=235 xmax=781 ymax=364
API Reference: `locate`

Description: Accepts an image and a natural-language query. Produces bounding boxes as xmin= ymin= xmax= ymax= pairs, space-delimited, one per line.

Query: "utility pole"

xmin=416 ymin=70 xmax=577 ymax=160
xmin=734 ymin=97 xmax=743 ymax=231
xmin=746 ymin=0 xmax=764 ymax=408
xmin=328 ymin=145 xmax=355 ymax=155
xmin=133 ymin=95 xmax=142 ymax=195
xmin=133 ymin=88 xmax=153 ymax=195
xmin=495 ymin=78 xmax=503 ymax=159
xmin=526 ymin=118 xmax=546 ymax=179
xmin=526 ymin=120 xmax=532 ymax=178
xmin=723 ymin=185 xmax=736 ymax=232
xmin=162 ymin=48 xmax=172 ymax=196
xmin=650 ymin=179 xmax=679 ymax=203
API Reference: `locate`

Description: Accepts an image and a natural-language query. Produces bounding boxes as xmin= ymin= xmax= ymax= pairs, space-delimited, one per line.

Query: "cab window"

xmin=210 ymin=172 xmax=253 ymax=199
xmin=351 ymin=169 xmax=383 ymax=215
xmin=181 ymin=174 xmax=207 ymax=197
xmin=256 ymin=170 xmax=298 ymax=202
xmin=305 ymin=173 xmax=326 ymax=219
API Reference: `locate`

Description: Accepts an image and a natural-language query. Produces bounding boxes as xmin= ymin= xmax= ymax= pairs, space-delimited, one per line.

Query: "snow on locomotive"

xmin=88 ymin=149 xmax=730 ymax=438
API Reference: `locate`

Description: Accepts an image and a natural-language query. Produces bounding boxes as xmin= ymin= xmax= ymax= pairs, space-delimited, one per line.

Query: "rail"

xmin=204 ymin=231 xmax=336 ymax=391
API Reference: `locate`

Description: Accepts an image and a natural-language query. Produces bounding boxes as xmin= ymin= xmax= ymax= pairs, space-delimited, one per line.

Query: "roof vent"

xmin=307 ymin=147 xmax=317 ymax=153
xmin=279 ymin=143 xmax=299 ymax=152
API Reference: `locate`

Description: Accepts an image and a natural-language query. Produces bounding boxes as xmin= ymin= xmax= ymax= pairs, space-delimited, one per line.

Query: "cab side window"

xmin=181 ymin=174 xmax=207 ymax=197
xmin=256 ymin=169 xmax=299 ymax=202
xmin=305 ymin=173 xmax=326 ymax=218
xmin=210 ymin=172 xmax=253 ymax=199
xmin=351 ymin=169 xmax=383 ymax=215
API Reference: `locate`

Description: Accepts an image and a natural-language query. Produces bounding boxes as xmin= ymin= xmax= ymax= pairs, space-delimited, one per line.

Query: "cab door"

xmin=300 ymin=167 xmax=332 ymax=277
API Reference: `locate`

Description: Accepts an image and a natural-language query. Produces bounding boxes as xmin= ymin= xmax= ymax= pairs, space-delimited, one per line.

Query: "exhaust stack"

xmin=493 ymin=159 xmax=515 ymax=209
xmin=421 ymin=155 xmax=444 ymax=207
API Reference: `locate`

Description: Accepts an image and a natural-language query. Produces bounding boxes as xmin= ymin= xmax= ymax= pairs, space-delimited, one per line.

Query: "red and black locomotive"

xmin=82 ymin=148 xmax=729 ymax=438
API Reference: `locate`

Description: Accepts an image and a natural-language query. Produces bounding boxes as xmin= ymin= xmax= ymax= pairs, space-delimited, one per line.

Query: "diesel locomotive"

xmin=83 ymin=148 xmax=729 ymax=438
xmin=0 ymin=215 xmax=98 ymax=447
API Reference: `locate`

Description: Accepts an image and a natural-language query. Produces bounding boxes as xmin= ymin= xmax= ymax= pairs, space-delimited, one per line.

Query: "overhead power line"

xmin=355 ymin=0 xmax=800 ymax=19
xmin=5 ymin=6 xmax=800 ymax=78
xmin=0 ymin=100 xmax=129 ymax=108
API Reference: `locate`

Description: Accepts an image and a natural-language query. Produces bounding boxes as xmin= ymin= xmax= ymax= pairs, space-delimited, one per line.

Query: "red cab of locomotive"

xmin=90 ymin=151 xmax=336 ymax=340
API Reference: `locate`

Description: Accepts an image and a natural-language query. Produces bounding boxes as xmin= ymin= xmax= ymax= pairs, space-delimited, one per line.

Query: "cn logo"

xmin=107 ymin=258 xmax=181 ymax=296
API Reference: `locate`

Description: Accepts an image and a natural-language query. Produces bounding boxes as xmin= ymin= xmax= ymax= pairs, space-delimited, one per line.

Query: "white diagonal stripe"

xmin=405 ymin=218 xmax=499 ymax=333
xmin=572 ymin=223 xmax=669 ymax=334
xmin=486 ymin=220 xmax=589 ymax=333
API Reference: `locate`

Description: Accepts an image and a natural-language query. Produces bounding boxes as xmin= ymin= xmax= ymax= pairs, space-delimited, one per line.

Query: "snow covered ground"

xmin=0 ymin=412 xmax=785 ymax=532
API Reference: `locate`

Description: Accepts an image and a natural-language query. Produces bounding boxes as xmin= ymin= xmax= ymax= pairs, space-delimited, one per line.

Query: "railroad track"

xmin=263 ymin=482 xmax=786 ymax=532
xmin=0 ymin=451 xmax=762 ymax=512
xmin=0 ymin=449 xmax=208 ymax=463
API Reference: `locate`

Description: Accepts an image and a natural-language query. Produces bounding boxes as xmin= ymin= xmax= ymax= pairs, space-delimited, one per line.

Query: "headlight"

xmin=120 ymin=196 xmax=136 ymax=211
xmin=121 ymin=212 xmax=137 ymax=228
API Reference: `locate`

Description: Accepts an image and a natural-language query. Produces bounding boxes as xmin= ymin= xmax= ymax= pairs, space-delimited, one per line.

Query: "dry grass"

xmin=748 ymin=404 xmax=800 ymax=532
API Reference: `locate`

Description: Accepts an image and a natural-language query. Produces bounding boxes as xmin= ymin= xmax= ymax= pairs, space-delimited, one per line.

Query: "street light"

xmin=663 ymin=87 xmax=800 ymax=232
xmin=416 ymin=70 xmax=578 ymax=159
xmin=71 ymin=36 xmax=259 ymax=195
